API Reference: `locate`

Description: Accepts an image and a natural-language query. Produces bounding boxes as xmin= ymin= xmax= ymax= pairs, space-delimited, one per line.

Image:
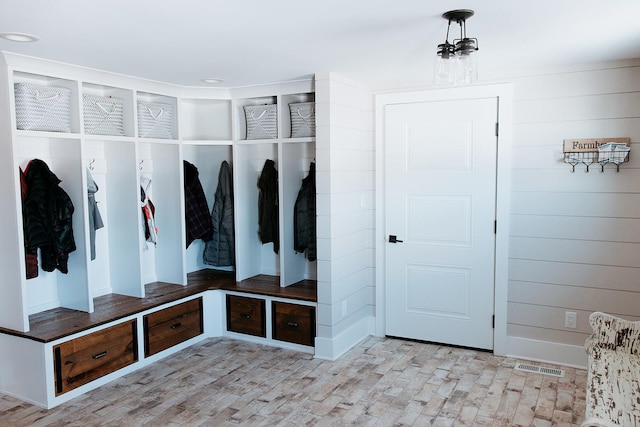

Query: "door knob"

xmin=388 ymin=235 xmax=403 ymax=243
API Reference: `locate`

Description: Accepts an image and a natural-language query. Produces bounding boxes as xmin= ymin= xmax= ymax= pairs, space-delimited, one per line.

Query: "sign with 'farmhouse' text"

xmin=563 ymin=138 xmax=630 ymax=153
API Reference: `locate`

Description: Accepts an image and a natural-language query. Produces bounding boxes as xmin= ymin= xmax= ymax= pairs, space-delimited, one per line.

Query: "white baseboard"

xmin=314 ymin=315 xmax=374 ymax=361
xmin=27 ymin=300 xmax=59 ymax=316
xmin=506 ymin=336 xmax=588 ymax=370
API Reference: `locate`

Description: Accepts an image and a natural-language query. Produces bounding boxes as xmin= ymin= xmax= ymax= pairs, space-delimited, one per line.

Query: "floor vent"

xmin=514 ymin=363 xmax=565 ymax=378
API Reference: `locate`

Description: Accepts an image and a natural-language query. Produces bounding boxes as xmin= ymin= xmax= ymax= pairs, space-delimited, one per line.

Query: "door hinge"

xmin=495 ymin=122 xmax=499 ymax=137
xmin=494 ymin=220 xmax=497 ymax=234
xmin=492 ymin=315 xmax=495 ymax=329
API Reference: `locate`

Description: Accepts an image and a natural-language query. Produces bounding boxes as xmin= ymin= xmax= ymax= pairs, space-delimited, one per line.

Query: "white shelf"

xmin=182 ymin=139 xmax=233 ymax=146
xmin=180 ymin=98 xmax=232 ymax=141
xmin=84 ymin=134 xmax=136 ymax=143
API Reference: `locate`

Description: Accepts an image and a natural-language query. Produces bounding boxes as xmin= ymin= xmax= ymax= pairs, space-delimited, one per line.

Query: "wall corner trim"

xmin=314 ymin=315 xmax=374 ymax=361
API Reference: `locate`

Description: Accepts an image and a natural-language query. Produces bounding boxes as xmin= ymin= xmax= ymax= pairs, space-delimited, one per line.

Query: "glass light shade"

xmin=434 ymin=55 xmax=455 ymax=84
xmin=454 ymin=52 xmax=477 ymax=85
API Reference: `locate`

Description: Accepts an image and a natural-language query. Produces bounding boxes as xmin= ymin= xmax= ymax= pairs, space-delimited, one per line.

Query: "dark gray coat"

xmin=204 ymin=161 xmax=234 ymax=267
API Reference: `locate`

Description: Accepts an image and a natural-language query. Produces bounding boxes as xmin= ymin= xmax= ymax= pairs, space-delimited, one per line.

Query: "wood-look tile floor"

xmin=0 ymin=336 xmax=587 ymax=426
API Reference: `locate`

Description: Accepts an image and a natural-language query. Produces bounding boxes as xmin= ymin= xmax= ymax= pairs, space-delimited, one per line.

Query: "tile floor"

xmin=0 ymin=336 xmax=587 ymax=426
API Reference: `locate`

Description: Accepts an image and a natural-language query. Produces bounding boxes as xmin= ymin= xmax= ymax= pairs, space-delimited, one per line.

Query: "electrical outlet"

xmin=565 ymin=311 xmax=577 ymax=329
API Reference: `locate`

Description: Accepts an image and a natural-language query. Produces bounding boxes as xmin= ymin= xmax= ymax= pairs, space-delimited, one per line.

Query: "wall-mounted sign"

xmin=563 ymin=137 xmax=631 ymax=172
xmin=563 ymin=138 xmax=630 ymax=153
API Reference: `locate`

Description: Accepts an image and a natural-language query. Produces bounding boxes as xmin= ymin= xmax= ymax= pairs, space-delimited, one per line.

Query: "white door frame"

xmin=374 ymin=83 xmax=513 ymax=356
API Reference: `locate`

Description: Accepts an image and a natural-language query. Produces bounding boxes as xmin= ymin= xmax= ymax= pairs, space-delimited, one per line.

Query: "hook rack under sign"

xmin=563 ymin=138 xmax=631 ymax=172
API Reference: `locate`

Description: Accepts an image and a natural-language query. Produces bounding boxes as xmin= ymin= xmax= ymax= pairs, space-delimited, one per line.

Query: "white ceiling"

xmin=1 ymin=0 xmax=639 ymax=89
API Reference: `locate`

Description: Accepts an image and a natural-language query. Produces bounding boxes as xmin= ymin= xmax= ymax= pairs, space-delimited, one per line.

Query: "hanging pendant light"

xmin=434 ymin=9 xmax=479 ymax=85
xmin=434 ymin=20 xmax=456 ymax=84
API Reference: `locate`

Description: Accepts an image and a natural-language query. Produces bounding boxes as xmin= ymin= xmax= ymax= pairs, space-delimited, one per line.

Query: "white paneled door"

xmin=384 ymin=97 xmax=497 ymax=350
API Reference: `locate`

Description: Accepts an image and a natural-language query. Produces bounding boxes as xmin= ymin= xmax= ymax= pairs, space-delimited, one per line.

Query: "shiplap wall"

xmin=508 ymin=61 xmax=640 ymax=353
xmin=315 ymin=73 xmax=375 ymax=359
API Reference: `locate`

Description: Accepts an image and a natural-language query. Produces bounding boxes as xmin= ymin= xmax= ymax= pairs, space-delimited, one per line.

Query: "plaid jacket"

xmin=184 ymin=161 xmax=213 ymax=248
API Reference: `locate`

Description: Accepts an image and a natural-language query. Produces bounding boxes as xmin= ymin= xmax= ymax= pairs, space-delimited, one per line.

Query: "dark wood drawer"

xmin=143 ymin=297 xmax=203 ymax=357
xmin=272 ymin=301 xmax=315 ymax=346
xmin=53 ymin=319 xmax=137 ymax=396
xmin=226 ymin=294 xmax=266 ymax=337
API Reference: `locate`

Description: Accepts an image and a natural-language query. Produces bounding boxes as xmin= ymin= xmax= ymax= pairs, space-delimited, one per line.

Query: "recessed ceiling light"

xmin=0 ymin=32 xmax=39 ymax=42
xmin=202 ymin=78 xmax=224 ymax=84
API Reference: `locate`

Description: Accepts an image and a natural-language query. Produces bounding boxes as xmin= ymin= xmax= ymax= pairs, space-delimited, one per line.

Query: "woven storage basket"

xmin=137 ymin=100 xmax=173 ymax=139
xmin=244 ymin=104 xmax=277 ymax=139
xmin=14 ymin=83 xmax=71 ymax=132
xmin=289 ymin=102 xmax=315 ymax=138
xmin=83 ymin=94 xmax=124 ymax=136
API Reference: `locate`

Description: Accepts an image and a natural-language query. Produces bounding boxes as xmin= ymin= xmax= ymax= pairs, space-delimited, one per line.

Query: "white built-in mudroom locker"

xmin=0 ymin=52 xmax=321 ymax=408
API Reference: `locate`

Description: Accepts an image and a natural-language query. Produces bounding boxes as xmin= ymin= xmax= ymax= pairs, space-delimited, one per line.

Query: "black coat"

xmin=23 ymin=159 xmax=76 ymax=274
xmin=294 ymin=162 xmax=316 ymax=261
xmin=258 ymin=159 xmax=279 ymax=253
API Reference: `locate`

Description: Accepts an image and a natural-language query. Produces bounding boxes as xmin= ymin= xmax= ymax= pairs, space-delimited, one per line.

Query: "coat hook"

xmin=139 ymin=160 xmax=144 ymax=171
xmin=88 ymin=159 xmax=95 ymax=171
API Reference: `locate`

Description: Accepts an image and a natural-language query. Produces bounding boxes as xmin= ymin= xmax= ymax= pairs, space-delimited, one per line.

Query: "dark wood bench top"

xmin=222 ymin=274 xmax=317 ymax=302
xmin=0 ymin=270 xmax=316 ymax=343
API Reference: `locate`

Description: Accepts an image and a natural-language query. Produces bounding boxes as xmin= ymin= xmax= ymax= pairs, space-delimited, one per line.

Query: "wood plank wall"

xmin=315 ymin=74 xmax=375 ymax=344
xmin=508 ymin=62 xmax=640 ymax=347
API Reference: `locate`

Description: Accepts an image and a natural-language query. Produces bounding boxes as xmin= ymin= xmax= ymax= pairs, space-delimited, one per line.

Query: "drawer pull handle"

xmin=287 ymin=322 xmax=299 ymax=328
xmin=242 ymin=313 xmax=251 ymax=319
xmin=170 ymin=322 xmax=182 ymax=329
xmin=92 ymin=351 xmax=107 ymax=360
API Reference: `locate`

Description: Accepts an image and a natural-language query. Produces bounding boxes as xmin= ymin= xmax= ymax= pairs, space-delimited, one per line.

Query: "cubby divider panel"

xmin=85 ymin=140 xmax=143 ymax=298
xmin=183 ymin=143 xmax=234 ymax=273
xmin=138 ymin=141 xmax=184 ymax=285
xmin=233 ymin=143 xmax=280 ymax=281
xmin=280 ymin=141 xmax=317 ymax=286
xmin=16 ymin=137 xmax=92 ymax=315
